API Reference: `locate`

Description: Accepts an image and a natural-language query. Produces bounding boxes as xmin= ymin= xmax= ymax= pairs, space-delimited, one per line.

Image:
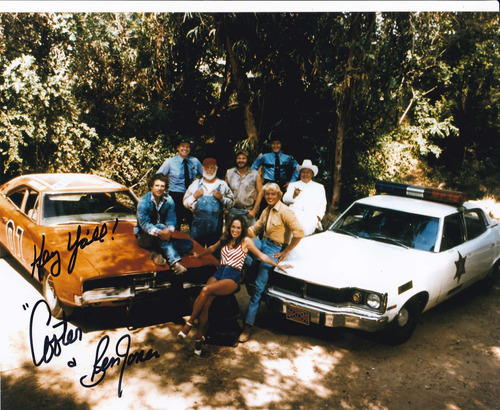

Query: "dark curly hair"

xmin=148 ymin=173 xmax=168 ymax=189
xmin=220 ymin=215 xmax=248 ymax=248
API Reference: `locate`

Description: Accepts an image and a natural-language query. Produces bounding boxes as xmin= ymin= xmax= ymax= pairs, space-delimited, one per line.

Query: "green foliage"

xmin=0 ymin=43 xmax=98 ymax=181
xmin=94 ymin=136 xmax=172 ymax=194
xmin=376 ymin=97 xmax=458 ymax=181
xmin=0 ymin=12 xmax=498 ymax=204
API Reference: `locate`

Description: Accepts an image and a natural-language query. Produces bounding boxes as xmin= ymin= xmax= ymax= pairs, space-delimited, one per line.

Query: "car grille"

xmin=83 ymin=265 xmax=216 ymax=293
xmin=269 ymin=272 xmax=359 ymax=306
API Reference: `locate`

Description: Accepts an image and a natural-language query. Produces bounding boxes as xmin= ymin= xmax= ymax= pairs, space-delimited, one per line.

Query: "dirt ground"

xmin=1 ymin=264 xmax=499 ymax=410
xmin=1 ymin=200 xmax=500 ymax=410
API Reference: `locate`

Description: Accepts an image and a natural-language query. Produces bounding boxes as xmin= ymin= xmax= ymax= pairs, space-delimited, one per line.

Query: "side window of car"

xmin=440 ymin=213 xmax=465 ymax=251
xmin=464 ymin=210 xmax=487 ymax=241
xmin=25 ymin=190 xmax=40 ymax=221
xmin=7 ymin=188 xmax=27 ymax=209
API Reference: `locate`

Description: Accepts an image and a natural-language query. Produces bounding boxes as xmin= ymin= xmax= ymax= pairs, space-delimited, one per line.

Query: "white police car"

xmin=266 ymin=181 xmax=500 ymax=344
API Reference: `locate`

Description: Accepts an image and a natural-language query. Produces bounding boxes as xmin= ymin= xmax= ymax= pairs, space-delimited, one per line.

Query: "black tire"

xmin=480 ymin=261 xmax=500 ymax=291
xmin=42 ymin=274 xmax=74 ymax=320
xmin=0 ymin=242 xmax=9 ymax=258
xmin=381 ymin=298 xmax=420 ymax=345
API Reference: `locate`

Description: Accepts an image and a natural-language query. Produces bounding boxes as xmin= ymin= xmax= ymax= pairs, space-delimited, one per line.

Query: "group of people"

xmin=134 ymin=136 xmax=327 ymax=355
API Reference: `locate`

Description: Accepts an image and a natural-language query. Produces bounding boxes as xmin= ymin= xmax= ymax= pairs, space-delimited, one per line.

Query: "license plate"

xmin=286 ymin=305 xmax=310 ymax=326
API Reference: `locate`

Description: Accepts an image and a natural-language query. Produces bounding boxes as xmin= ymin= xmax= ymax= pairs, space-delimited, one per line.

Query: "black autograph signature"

xmin=31 ymin=219 xmax=118 ymax=281
xmin=28 ymin=299 xmax=160 ymax=398
xmin=29 ymin=299 xmax=83 ymax=367
xmin=80 ymin=334 xmax=160 ymax=398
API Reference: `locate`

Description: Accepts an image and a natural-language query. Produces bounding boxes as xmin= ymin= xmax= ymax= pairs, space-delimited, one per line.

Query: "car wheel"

xmin=480 ymin=261 xmax=500 ymax=291
xmin=42 ymin=274 xmax=74 ymax=320
xmin=381 ymin=298 xmax=420 ymax=345
xmin=0 ymin=242 xmax=9 ymax=258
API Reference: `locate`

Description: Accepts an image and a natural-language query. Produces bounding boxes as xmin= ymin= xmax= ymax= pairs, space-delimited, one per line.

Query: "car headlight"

xmin=366 ymin=293 xmax=381 ymax=309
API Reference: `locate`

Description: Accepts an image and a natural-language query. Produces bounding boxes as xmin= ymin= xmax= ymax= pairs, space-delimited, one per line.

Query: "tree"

xmin=0 ymin=13 xmax=98 ymax=181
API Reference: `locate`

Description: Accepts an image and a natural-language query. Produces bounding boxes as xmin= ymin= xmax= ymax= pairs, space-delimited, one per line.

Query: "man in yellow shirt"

xmin=239 ymin=182 xmax=304 ymax=342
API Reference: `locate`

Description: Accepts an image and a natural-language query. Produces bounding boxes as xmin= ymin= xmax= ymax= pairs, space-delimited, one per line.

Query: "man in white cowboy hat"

xmin=282 ymin=159 xmax=327 ymax=236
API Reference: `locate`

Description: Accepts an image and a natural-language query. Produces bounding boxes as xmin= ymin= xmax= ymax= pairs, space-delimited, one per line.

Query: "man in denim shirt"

xmin=157 ymin=139 xmax=203 ymax=230
xmin=136 ymin=173 xmax=193 ymax=275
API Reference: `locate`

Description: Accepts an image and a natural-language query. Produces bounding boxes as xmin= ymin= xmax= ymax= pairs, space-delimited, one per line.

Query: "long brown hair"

xmin=220 ymin=215 xmax=248 ymax=248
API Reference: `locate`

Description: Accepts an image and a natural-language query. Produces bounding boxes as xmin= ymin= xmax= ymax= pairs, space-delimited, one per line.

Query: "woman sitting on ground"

xmin=177 ymin=215 xmax=291 ymax=356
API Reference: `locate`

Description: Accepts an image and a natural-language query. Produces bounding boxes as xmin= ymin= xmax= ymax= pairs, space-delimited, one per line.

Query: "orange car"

xmin=0 ymin=173 xmax=217 ymax=319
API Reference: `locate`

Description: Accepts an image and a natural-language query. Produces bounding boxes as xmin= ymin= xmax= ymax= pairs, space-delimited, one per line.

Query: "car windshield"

xmin=331 ymin=203 xmax=439 ymax=252
xmin=42 ymin=191 xmax=137 ymax=225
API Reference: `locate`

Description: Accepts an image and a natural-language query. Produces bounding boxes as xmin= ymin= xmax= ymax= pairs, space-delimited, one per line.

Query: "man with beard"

xmin=157 ymin=138 xmax=203 ymax=230
xmin=225 ymin=149 xmax=263 ymax=227
xmin=183 ymin=158 xmax=234 ymax=247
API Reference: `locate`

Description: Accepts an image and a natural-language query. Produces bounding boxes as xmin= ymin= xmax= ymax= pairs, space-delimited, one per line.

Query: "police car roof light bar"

xmin=375 ymin=180 xmax=467 ymax=206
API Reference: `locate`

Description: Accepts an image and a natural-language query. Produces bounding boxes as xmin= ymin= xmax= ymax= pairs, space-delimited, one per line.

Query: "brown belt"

xmin=263 ymin=238 xmax=283 ymax=248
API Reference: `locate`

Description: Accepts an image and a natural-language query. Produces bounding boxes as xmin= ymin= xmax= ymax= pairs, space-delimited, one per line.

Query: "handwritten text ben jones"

xmin=29 ymin=299 xmax=160 ymax=398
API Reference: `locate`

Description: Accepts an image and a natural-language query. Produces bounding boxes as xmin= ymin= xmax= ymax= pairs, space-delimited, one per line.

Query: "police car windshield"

xmin=331 ymin=203 xmax=439 ymax=252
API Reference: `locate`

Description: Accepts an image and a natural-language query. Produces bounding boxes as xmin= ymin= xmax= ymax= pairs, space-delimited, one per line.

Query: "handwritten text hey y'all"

xmin=31 ymin=219 xmax=119 ymax=281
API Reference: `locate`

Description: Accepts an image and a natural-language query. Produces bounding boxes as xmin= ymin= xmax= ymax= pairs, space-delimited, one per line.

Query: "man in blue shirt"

xmin=251 ymin=137 xmax=299 ymax=191
xmin=135 ymin=173 xmax=193 ymax=275
xmin=157 ymin=139 xmax=203 ymax=229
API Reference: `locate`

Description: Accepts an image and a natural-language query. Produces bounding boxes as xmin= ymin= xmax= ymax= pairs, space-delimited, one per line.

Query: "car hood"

xmin=46 ymin=221 xmax=215 ymax=279
xmin=282 ymin=231 xmax=437 ymax=293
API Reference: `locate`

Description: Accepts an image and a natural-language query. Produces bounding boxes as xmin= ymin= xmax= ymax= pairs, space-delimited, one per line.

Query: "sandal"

xmin=177 ymin=321 xmax=193 ymax=340
xmin=194 ymin=336 xmax=205 ymax=356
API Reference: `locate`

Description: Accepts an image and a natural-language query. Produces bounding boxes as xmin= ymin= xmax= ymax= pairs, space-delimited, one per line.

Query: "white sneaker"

xmin=150 ymin=252 xmax=166 ymax=266
xmin=172 ymin=262 xmax=187 ymax=275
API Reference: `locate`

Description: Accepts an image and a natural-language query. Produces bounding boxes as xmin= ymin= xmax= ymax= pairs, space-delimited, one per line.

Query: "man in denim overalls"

xmin=183 ymin=158 xmax=234 ymax=247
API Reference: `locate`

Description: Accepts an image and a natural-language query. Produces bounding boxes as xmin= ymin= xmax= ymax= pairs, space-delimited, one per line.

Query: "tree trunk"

xmin=331 ymin=79 xmax=355 ymax=212
xmin=223 ymin=16 xmax=259 ymax=151
xmin=330 ymin=16 xmax=361 ymax=212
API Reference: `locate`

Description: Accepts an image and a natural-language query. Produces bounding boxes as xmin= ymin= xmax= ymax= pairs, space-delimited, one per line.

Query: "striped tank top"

xmin=220 ymin=243 xmax=247 ymax=271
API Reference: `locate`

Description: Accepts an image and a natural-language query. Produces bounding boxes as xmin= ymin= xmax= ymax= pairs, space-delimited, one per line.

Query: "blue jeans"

xmin=227 ymin=207 xmax=256 ymax=228
xmin=136 ymin=224 xmax=193 ymax=266
xmin=244 ymin=238 xmax=281 ymax=326
xmin=213 ymin=265 xmax=242 ymax=284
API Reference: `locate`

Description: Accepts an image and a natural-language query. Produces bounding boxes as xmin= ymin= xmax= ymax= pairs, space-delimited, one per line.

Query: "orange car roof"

xmin=3 ymin=173 xmax=127 ymax=193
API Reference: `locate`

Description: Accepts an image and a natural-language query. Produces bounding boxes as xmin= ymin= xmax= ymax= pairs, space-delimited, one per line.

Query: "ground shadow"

xmin=2 ymin=363 xmax=90 ymax=410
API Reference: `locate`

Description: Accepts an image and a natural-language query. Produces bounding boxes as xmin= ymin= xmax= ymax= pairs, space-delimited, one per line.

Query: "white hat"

xmin=297 ymin=159 xmax=318 ymax=177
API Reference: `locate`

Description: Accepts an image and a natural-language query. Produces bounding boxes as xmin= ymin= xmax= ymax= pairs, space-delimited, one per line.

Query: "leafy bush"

xmin=93 ymin=136 xmax=173 ymax=195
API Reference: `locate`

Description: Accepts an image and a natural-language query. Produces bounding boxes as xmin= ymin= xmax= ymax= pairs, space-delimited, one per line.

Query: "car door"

xmin=461 ymin=209 xmax=496 ymax=284
xmin=1 ymin=186 xmax=41 ymax=276
xmin=1 ymin=187 xmax=28 ymax=261
xmin=437 ymin=210 xmax=494 ymax=302
xmin=437 ymin=212 xmax=473 ymax=301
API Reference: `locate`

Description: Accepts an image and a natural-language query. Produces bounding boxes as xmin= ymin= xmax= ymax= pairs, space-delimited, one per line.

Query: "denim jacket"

xmin=136 ymin=192 xmax=177 ymax=236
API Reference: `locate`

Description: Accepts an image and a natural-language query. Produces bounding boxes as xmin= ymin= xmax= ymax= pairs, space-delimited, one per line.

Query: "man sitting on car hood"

xmin=135 ymin=173 xmax=193 ymax=275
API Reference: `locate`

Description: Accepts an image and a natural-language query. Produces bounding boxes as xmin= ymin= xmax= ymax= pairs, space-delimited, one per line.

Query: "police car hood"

xmin=282 ymin=231 xmax=436 ymax=292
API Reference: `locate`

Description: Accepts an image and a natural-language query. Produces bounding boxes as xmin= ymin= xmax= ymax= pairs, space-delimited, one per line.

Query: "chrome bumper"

xmin=266 ymin=288 xmax=389 ymax=332
xmin=75 ymin=281 xmax=201 ymax=306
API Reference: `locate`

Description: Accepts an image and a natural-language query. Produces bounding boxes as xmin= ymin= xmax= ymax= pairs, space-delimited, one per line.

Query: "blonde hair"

xmin=262 ymin=182 xmax=282 ymax=198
